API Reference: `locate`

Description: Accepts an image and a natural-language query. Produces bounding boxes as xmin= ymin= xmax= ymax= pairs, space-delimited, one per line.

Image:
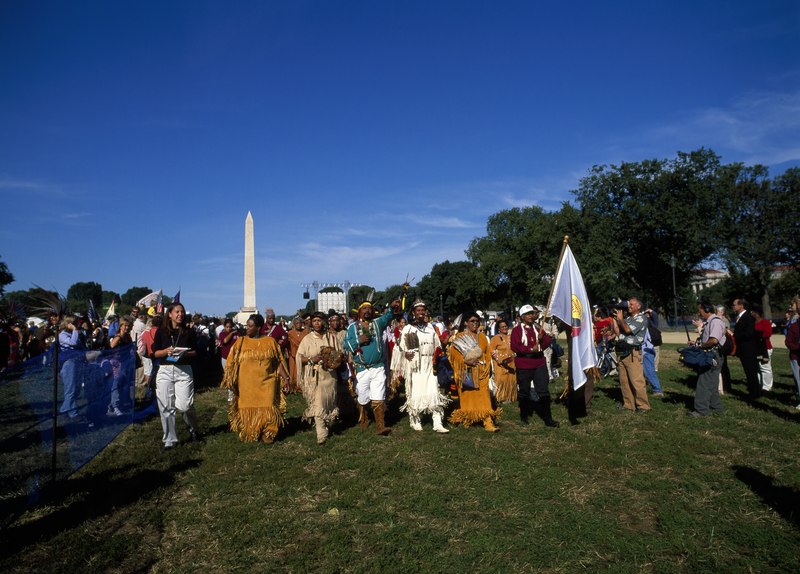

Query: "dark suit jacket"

xmin=733 ymin=311 xmax=757 ymax=357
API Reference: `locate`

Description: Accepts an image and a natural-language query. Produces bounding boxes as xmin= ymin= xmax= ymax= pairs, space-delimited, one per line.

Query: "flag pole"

xmin=541 ymin=235 xmax=570 ymax=325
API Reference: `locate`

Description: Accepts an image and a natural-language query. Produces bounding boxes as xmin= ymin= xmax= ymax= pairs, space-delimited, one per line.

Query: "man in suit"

xmin=732 ymin=298 xmax=760 ymax=399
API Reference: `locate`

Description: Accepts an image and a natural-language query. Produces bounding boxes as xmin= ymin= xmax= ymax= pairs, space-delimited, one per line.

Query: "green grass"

xmin=2 ymin=344 xmax=799 ymax=573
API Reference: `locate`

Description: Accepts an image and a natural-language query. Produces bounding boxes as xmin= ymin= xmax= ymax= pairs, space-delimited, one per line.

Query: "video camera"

xmin=595 ymin=297 xmax=628 ymax=318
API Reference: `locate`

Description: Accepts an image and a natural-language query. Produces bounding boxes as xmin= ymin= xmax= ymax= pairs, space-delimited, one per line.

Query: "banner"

xmin=548 ymin=245 xmax=597 ymax=389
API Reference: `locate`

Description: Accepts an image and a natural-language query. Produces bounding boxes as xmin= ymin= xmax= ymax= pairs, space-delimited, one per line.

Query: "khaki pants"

xmin=618 ymin=349 xmax=650 ymax=412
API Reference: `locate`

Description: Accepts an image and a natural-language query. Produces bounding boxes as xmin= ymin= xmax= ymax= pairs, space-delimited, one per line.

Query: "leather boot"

xmin=483 ymin=416 xmax=499 ymax=432
xmin=432 ymin=411 xmax=449 ymax=433
xmin=409 ymin=413 xmax=423 ymax=431
xmin=358 ymin=403 xmax=370 ymax=430
xmin=538 ymin=397 xmax=560 ymax=428
xmin=372 ymin=400 xmax=391 ymax=436
xmin=518 ymin=398 xmax=530 ymax=425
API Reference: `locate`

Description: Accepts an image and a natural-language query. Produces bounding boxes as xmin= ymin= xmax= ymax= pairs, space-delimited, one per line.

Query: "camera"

xmin=594 ymin=298 xmax=628 ymax=318
xmin=611 ymin=297 xmax=629 ymax=311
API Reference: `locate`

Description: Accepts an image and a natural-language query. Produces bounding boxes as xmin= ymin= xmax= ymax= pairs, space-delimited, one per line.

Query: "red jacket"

xmin=510 ymin=323 xmax=551 ymax=369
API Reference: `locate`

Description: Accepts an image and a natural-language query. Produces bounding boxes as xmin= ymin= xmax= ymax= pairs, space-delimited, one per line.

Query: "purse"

xmin=462 ymin=371 xmax=477 ymax=390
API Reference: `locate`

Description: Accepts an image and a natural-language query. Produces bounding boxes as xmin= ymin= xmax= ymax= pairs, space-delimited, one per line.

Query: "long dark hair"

xmin=163 ymin=303 xmax=188 ymax=334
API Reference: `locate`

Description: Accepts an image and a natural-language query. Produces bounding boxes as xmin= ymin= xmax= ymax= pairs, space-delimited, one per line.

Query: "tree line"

xmin=312 ymin=149 xmax=799 ymax=321
xmin=3 ymin=148 xmax=798 ymax=322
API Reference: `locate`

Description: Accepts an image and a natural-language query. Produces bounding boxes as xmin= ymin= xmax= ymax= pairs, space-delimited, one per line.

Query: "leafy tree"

xmin=373 ymin=283 xmax=415 ymax=312
xmin=102 ymin=290 xmax=119 ymax=308
xmin=769 ymin=268 xmax=800 ymax=316
xmin=0 ymin=258 xmax=14 ymax=296
xmin=572 ymin=148 xmax=725 ymax=313
xmin=121 ymin=286 xmax=153 ymax=307
xmin=415 ymin=260 xmax=487 ymax=318
xmin=66 ymin=281 xmax=103 ymax=315
xmin=714 ymin=164 xmax=800 ymax=317
xmin=466 ymin=206 xmax=557 ymax=311
xmin=348 ymin=285 xmax=376 ymax=310
xmin=771 ymin=168 xmax=800 ymax=267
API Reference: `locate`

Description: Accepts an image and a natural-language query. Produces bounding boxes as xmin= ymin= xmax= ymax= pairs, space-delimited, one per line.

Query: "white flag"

xmin=136 ymin=290 xmax=161 ymax=307
xmin=548 ymin=245 xmax=597 ymax=389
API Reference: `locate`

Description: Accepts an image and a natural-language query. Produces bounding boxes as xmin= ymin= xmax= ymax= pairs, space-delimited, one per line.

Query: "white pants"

xmin=156 ymin=363 xmax=197 ymax=446
xmin=355 ymin=366 xmax=387 ymax=405
xmin=759 ymin=349 xmax=773 ymax=391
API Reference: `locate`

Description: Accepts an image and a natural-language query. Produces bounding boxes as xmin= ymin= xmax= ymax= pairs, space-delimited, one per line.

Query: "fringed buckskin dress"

xmin=222 ymin=335 xmax=287 ymax=443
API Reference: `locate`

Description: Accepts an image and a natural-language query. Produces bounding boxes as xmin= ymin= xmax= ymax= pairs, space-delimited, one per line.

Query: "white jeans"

xmin=156 ymin=363 xmax=197 ymax=446
xmin=355 ymin=366 xmax=387 ymax=405
xmin=759 ymin=349 xmax=773 ymax=391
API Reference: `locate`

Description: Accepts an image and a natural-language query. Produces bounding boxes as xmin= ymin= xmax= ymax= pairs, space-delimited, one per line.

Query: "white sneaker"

xmin=795 ymin=403 xmax=800 ymax=411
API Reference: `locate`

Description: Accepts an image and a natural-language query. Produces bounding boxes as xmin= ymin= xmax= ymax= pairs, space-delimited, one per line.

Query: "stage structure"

xmin=301 ymin=281 xmax=360 ymax=314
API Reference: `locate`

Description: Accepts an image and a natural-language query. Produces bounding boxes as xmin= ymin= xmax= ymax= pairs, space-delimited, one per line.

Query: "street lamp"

xmin=671 ymin=257 xmax=678 ymax=326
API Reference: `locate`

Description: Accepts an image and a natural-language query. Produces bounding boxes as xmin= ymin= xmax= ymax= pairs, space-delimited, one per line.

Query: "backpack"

xmin=720 ymin=328 xmax=736 ymax=356
xmin=648 ymin=325 xmax=662 ymax=347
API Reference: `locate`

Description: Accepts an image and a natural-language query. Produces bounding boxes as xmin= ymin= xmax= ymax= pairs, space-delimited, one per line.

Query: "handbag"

xmin=462 ymin=371 xmax=477 ymax=390
xmin=678 ymin=346 xmax=715 ymax=371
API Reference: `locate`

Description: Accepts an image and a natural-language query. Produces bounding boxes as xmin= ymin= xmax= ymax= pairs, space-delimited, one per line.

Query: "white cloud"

xmin=648 ymin=90 xmax=800 ymax=166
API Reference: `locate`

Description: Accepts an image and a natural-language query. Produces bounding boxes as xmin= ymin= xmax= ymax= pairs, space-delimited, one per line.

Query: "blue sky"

xmin=2 ymin=1 xmax=798 ymax=316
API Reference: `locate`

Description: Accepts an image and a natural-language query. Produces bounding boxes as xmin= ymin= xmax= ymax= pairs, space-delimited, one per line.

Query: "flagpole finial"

xmin=563 ymin=235 xmax=569 ymax=244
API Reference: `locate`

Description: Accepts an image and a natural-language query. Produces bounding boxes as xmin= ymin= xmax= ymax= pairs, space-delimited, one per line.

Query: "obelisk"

xmin=236 ymin=211 xmax=258 ymax=324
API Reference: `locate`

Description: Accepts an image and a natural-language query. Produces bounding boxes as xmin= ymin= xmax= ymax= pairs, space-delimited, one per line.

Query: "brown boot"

xmin=372 ymin=400 xmax=391 ymax=436
xmin=358 ymin=403 xmax=370 ymax=430
xmin=483 ymin=417 xmax=499 ymax=433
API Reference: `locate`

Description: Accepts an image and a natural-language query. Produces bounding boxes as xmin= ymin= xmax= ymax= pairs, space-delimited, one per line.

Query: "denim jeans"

xmin=643 ymin=347 xmax=662 ymax=394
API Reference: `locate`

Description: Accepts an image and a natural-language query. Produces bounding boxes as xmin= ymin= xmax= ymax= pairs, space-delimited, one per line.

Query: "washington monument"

xmin=236 ymin=211 xmax=258 ymax=324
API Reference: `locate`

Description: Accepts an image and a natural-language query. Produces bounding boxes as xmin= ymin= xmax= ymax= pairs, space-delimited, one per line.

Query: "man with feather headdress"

xmin=395 ymin=299 xmax=451 ymax=433
xmin=343 ymin=296 xmax=402 ymax=435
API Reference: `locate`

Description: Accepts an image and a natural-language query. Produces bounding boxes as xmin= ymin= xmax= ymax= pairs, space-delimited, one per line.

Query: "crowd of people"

xmin=2 ymin=292 xmax=799 ymax=450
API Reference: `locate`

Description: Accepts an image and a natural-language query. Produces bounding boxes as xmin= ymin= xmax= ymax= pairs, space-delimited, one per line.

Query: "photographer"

xmin=689 ymin=302 xmax=725 ymax=417
xmin=610 ymin=297 xmax=651 ymax=413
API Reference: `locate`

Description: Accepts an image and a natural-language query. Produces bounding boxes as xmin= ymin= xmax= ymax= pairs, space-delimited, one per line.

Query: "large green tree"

xmin=414 ymin=260 xmax=487 ymax=317
xmin=572 ymin=148 xmax=726 ymax=312
xmin=121 ymin=286 xmax=153 ymax=307
xmin=714 ymin=164 xmax=800 ymax=317
xmin=67 ymin=281 xmax=103 ymax=315
xmin=466 ymin=206 xmax=562 ymax=310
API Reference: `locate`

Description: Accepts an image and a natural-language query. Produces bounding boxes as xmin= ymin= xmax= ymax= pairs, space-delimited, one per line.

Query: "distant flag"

xmin=547 ymin=243 xmax=597 ymax=389
xmin=136 ymin=290 xmax=161 ymax=307
xmin=172 ymin=288 xmax=181 ymax=304
xmin=105 ymin=300 xmax=116 ymax=319
xmin=156 ymin=289 xmax=164 ymax=314
xmin=88 ymin=299 xmax=99 ymax=323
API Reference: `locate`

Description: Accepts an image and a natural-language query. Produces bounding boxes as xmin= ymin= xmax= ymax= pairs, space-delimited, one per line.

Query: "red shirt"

xmin=755 ymin=319 xmax=773 ymax=351
xmin=593 ymin=317 xmax=613 ymax=344
xmin=510 ymin=323 xmax=551 ymax=369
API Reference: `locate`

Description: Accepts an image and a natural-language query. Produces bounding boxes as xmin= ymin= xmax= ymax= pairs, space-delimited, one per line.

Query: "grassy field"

xmin=2 ymin=344 xmax=799 ymax=573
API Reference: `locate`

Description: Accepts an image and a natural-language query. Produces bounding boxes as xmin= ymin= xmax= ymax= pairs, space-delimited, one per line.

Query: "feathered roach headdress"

xmin=30 ymin=285 xmax=69 ymax=320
